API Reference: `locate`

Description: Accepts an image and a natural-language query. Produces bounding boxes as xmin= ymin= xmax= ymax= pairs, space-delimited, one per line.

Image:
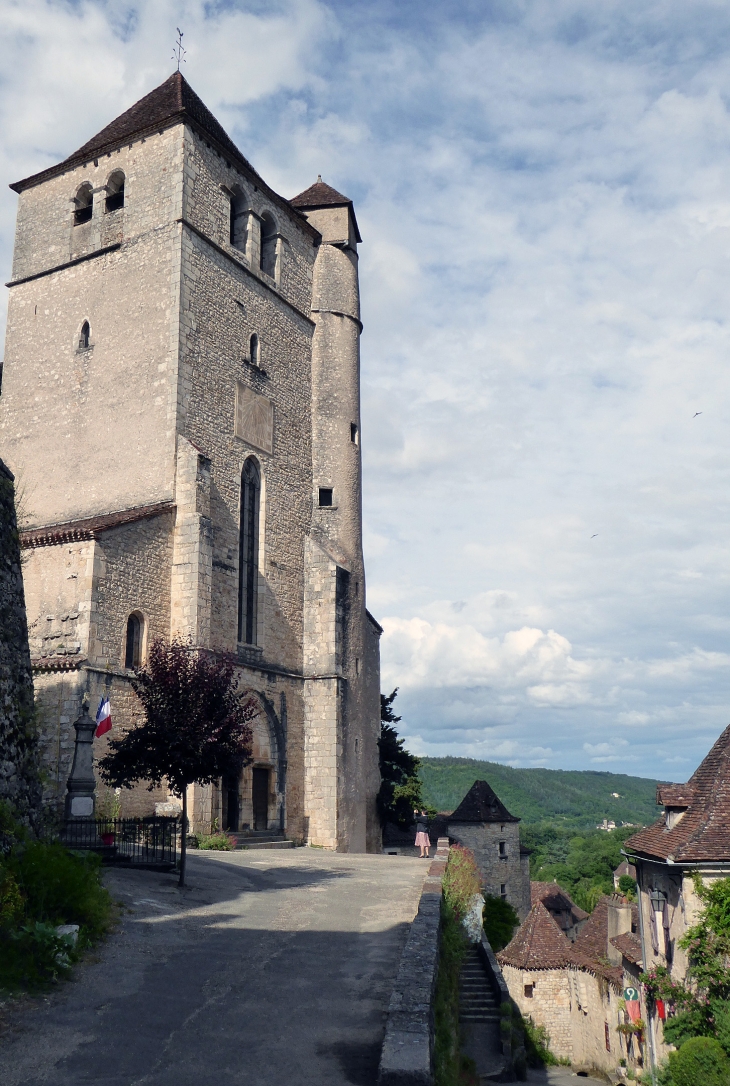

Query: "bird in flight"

xmin=591 ymin=533 xmax=598 ymax=539
xmin=693 ymin=411 xmax=702 ymax=418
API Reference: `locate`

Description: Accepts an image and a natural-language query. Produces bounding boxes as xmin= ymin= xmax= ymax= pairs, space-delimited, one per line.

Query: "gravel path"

xmin=0 ymin=849 xmax=427 ymax=1086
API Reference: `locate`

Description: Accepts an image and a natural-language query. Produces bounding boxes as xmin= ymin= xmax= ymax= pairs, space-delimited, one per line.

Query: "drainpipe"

xmin=623 ymin=851 xmax=657 ymax=1086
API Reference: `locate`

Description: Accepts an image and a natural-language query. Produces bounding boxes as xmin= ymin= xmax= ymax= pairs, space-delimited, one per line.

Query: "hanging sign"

xmin=624 ymin=986 xmax=641 ymax=1023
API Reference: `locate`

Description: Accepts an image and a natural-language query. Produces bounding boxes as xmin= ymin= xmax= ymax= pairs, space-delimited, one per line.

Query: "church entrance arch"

xmin=220 ymin=691 xmax=286 ymax=834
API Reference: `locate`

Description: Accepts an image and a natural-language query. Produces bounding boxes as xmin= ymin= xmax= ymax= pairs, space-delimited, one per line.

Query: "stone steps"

xmin=459 ymin=948 xmax=500 ymax=1025
xmin=228 ymin=832 xmax=295 ymax=850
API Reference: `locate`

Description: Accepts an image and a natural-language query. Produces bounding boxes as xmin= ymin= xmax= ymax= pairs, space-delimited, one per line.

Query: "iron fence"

xmin=62 ymin=816 xmax=179 ymax=869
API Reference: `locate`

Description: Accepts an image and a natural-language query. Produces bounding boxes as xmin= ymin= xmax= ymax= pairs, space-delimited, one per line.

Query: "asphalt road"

xmin=0 ymin=849 xmax=427 ymax=1086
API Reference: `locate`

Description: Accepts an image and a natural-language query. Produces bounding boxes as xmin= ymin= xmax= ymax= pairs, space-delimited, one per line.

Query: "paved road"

xmin=0 ymin=849 xmax=427 ymax=1086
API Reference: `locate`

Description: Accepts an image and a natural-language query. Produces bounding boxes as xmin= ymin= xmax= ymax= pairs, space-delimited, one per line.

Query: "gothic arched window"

xmin=105 ymin=171 xmax=125 ymax=212
xmin=74 ymin=183 xmax=93 ymax=225
xmin=78 ymin=321 xmax=90 ymax=350
xmin=260 ymin=213 xmax=277 ymax=277
xmin=124 ymin=612 xmax=143 ymax=668
xmin=250 ymin=333 xmax=260 ymax=367
xmin=238 ymin=459 xmax=261 ymax=644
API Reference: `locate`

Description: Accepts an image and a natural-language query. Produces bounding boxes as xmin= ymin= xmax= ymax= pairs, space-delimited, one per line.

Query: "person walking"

xmin=414 ymin=809 xmax=431 ymax=858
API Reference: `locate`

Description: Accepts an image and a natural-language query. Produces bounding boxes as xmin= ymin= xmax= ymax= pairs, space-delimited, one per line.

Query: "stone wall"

xmin=449 ymin=819 xmax=528 ymax=920
xmin=0 ymin=459 xmax=41 ymax=822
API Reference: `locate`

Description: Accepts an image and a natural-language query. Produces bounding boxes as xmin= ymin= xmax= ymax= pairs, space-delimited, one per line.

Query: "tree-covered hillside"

xmin=418 ymin=756 xmax=661 ymax=830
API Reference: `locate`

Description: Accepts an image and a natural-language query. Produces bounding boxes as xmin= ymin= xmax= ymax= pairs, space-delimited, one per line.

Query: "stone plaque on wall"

xmin=235 ymin=382 xmax=274 ymax=454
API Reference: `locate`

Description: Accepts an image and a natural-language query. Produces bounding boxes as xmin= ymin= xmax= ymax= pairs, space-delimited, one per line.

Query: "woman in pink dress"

xmin=414 ymin=809 xmax=430 ymax=858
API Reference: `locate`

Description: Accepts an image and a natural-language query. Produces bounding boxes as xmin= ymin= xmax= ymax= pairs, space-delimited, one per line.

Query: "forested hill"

xmin=418 ymin=756 xmax=662 ymax=829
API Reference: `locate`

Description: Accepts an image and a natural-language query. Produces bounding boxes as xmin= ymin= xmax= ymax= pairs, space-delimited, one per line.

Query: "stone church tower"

xmin=0 ymin=73 xmax=382 ymax=851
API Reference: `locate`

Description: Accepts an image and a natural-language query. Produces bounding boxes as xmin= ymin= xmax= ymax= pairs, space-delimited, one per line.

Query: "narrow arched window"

xmin=78 ymin=321 xmax=90 ymax=350
xmin=250 ymin=333 xmax=259 ymax=367
xmin=105 ymin=171 xmax=125 ymax=213
xmin=260 ymin=213 xmax=277 ymax=277
xmin=74 ymin=183 xmax=93 ymax=225
xmin=230 ymin=189 xmax=248 ymax=251
xmin=124 ymin=613 xmax=142 ymax=668
xmin=238 ymin=459 xmax=260 ymax=644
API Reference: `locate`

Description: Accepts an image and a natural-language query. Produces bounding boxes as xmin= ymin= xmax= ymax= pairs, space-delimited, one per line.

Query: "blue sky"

xmin=2 ymin=0 xmax=730 ymax=780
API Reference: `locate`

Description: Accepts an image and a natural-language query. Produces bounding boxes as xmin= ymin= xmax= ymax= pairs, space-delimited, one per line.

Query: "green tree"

xmin=668 ymin=1037 xmax=730 ymax=1086
xmin=377 ymin=689 xmax=429 ymax=828
xmin=482 ymin=895 xmax=519 ymax=951
xmin=99 ymin=638 xmax=255 ymax=887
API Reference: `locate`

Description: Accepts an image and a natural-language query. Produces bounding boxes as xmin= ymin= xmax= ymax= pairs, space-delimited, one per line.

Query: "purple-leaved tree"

xmin=99 ymin=637 xmax=255 ymax=886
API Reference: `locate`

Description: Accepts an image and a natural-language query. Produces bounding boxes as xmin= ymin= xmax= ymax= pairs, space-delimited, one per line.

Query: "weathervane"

xmin=172 ymin=28 xmax=186 ymax=72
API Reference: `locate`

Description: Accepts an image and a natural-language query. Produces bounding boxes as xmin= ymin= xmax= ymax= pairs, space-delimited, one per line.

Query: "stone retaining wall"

xmin=378 ymin=837 xmax=450 ymax=1086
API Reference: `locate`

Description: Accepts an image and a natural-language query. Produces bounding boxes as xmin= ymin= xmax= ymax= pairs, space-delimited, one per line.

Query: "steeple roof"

xmin=290 ymin=176 xmax=362 ymax=242
xmin=449 ymin=779 xmax=519 ymax=824
xmin=626 ymin=723 xmax=730 ymax=863
xmin=498 ymin=903 xmax=577 ymax=969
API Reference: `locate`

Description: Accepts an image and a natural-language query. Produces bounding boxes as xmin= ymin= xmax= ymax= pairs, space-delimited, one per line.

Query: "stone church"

xmin=0 ymin=72 xmax=382 ymax=851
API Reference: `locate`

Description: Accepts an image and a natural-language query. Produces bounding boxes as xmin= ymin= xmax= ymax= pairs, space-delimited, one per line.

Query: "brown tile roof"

xmin=290 ymin=176 xmax=362 ymax=242
xmin=611 ymin=932 xmax=643 ymax=966
xmin=531 ymin=881 xmax=588 ymax=925
xmin=448 ymin=780 xmax=519 ymax=824
xmin=21 ymin=501 xmax=174 ymax=548
xmin=498 ymin=903 xmax=622 ymax=987
xmin=613 ymin=860 xmax=637 ymax=880
xmin=573 ymin=894 xmax=627 ymax=962
xmin=626 ymin=723 xmax=730 ymax=862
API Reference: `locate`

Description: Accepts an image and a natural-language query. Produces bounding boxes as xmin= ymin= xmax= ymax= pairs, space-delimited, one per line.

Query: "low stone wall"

xmin=378 ymin=837 xmax=450 ymax=1086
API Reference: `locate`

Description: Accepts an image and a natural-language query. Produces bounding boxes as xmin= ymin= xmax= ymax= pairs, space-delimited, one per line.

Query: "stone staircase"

xmin=459 ymin=946 xmax=501 ymax=1024
xmin=228 ymin=830 xmax=295 ymax=850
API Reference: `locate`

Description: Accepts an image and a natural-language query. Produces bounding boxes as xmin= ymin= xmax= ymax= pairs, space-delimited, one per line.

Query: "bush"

xmin=483 ymin=895 xmax=519 ymax=951
xmin=434 ymin=901 xmax=476 ymax=1086
xmin=522 ymin=1016 xmax=569 ymax=1067
xmin=196 ymin=831 xmax=236 ymax=851
xmin=442 ymin=845 xmax=481 ymax=920
xmin=668 ymin=1036 xmax=730 ymax=1086
xmin=0 ymin=805 xmax=112 ymax=992
xmin=618 ymin=873 xmax=637 ymax=898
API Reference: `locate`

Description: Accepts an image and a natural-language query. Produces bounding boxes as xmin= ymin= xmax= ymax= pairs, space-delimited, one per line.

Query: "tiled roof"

xmin=498 ymin=903 xmax=577 ymax=969
xmin=626 ymin=724 xmax=730 ymax=862
xmin=21 ymin=501 xmax=174 ymax=548
xmin=448 ymin=780 xmax=520 ymax=824
xmin=531 ymin=881 xmax=588 ymax=925
xmin=12 ymin=74 xmax=261 ymax=194
xmin=574 ymin=895 xmax=627 ymax=962
xmin=613 ymin=860 xmax=637 ymax=880
xmin=290 ymin=178 xmax=351 ymax=208
xmin=290 ymin=177 xmax=362 ymax=243
xmin=611 ymin=932 xmax=643 ymax=966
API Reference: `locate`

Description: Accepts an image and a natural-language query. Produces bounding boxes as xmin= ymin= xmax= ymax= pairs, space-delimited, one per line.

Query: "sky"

xmin=2 ymin=0 xmax=730 ymax=780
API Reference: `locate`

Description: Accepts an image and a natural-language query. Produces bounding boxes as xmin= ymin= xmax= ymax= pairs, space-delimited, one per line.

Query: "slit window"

xmin=105 ymin=171 xmax=125 ymax=212
xmin=230 ymin=190 xmax=248 ymax=251
xmin=74 ymin=184 xmax=93 ymax=225
xmin=238 ymin=459 xmax=261 ymax=645
xmin=350 ymin=422 xmax=358 ymax=444
xmin=78 ymin=321 xmax=90 ymax=350
xmin=318 ymin=487 xmax=333 ymax=507
xmin=499 ymin=841 xmax=507 ymax=857
xmin=250 ymin=333 xmax=260 ymax=367
xmin=500 ymin=884 xmax=507 ymax=900
xmin=124 ymin=613 xmax=142 ymax=669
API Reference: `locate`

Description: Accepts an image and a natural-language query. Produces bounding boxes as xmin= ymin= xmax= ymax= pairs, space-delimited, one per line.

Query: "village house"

xmin=624 ymin=723 xmax=730 ymax=1066
xmin=530 ymin=881 xmax=588 ymax=942
xmin=0 ymin=73 xmax=382 ymax=850
xmin=499 ymin=891 xmax=647 ymax=1078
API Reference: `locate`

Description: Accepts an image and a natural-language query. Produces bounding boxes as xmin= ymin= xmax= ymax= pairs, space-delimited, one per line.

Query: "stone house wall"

xmin=450 ymin=820 xmax=527 ymax=920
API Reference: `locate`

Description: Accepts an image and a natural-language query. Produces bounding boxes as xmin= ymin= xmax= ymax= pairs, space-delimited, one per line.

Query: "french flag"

xmin=95 ymin=697 xmax=112 ymax=738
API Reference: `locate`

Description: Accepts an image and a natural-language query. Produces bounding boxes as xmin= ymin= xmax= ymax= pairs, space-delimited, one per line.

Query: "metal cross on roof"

xmin=172 ymin=28 xmax=186 ymax=72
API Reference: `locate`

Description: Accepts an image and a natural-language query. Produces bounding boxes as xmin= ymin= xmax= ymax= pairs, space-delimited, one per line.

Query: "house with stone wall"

xmin=499 ymin=895 xmax=645 ymax=1077
xmin=531 ymin=881 xmax=588 ymax=942
xmin=0 ymin=73 xmax=381 ymax=850
xmin=624 ymin=723 xmax=730 ymax=1066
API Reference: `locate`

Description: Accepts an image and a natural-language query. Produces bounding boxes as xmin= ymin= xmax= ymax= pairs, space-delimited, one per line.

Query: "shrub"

xmin=522 ymin=1016 xmax=569 ymax=1067
xmin=668 ymin=1036 xmax=730 ymax=1086
xmin=483 ymin=895 xmax=519 ymax=951
xmin=442 ymin=845 xmax=481 ymax=920
xmin=196 ymin=831 xmax=236 ymax=851
xmin=434 ymin=900 xmax=476 ymax=1086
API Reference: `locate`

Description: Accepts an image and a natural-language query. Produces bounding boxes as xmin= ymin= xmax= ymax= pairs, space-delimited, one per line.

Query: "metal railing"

xmin=62 ymin=817 xmax=179 ymax=868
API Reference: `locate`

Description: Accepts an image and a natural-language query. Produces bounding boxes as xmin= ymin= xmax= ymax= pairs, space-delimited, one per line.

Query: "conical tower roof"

xmin=498 ymin=902 xmax=576 ymax=969
xmin=627 ymin=723 xmax=730 ymax=862
xmin=290 ymin=176 xmax=361 ymax=242
xmin=449 ymin=779 xmax=519 ymax=824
